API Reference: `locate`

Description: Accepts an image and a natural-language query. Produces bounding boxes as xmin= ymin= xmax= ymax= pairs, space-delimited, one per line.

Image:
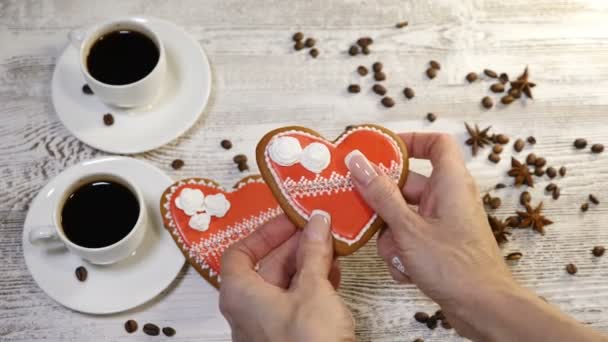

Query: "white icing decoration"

xmin=300 ymin=142 xmax=331 ymax=173
xmin=269 ymin=136 xmax=302 ymax=166
xmin=175 ymin=188 xmax=205 ymax=215
xmin=189 ymin=213 xmax=211 ymax=232
xmin=205 ymin=193 xmax=231 ymax=218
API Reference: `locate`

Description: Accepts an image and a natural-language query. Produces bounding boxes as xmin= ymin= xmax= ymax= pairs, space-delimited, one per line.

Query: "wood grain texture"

xmin=1 ymin=0 xmax=608 ymax=341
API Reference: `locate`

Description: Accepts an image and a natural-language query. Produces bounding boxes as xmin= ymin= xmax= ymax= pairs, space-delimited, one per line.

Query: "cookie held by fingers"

xmin=256 ymin=124 xmax=409 ymax=255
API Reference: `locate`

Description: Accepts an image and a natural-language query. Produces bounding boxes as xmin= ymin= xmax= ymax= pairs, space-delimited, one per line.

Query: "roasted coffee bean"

xmin=426 ymin=113 xmax=437 ymax=122
xmin=509 ymin=88 xmax=521 ymax=99
xmin=546 ymin=167 xmax=557 ymax=178
xmin=559 ymin=166 xmax=567 ymax=177
xmin=362 ymin=46 xmax=370 ymax=55
xmin=372 ymin=84 xmax=386 ymax=96
xmin=143 ymin=323 xmax=160 ymax=336
xmin=573 ymin=138 xmax=587 ymax=149
xmin=237 ymin=162 xmax=249 ymax=172
xmin=506 ymin=216 xmax=521 ymax=227
xmin=535 ymin=167 xmax=545 ymax=177
xmin=347 ymin=84 xmax=361 ymax=93
xmin=309 ymin=48 xmax=319 ymax=58
xmin=591 ymin=143 xmax=604 ymax=154
xmin=124 ymin=320 xmax=138 ymax=333
xmin=499 ymin=73 xmax=509 ymax=84
xmin=82 ymin=84 xmax=93 ymax=95
xmin=545 ymin=183 xmax=557 ymax=192
xmin=233 ymin=154 xmax=247 ymax=164
xmin=501 ymin=95 xmax=515 ymax=105
xmin=490 ymin=83 xmax=505 ymax=93
xmin=495 ymin=183 xmax=506 ymax=189
xmin=395 ymin=21 xmax=409 ymax=28
xmin=592 ymin=246 xmax=605 ymax=257
xmin=520 ymin=191 xmax=531 ymax=205
xmin=527 ymin=136 xmax=536 ymax=144
xmin=481 ymin=96 xmax=493 ymax=109
xmin=162 ymin=327 xmax=176 ymax=337
xmin=293 ymin=32 xmax=304 ymax=41
xmin=357 ymin=37 xmax=373 ymax=47
xmin=514 ymin=139 xmax=525 ymax=152
xmin=489 ymin=196 xmax=501 ymax=209
xmin=426 ymin=316 xmax=438 ymax=330
xmin=441 ymin=320 xmax=452 ymax=330
xmin=482 ymin=193 xmax=491 ymax=205
xmin=221 ymin=139 xmax=232 ymax=150
xmin=589 ymin=194 xmax=599 ymax=205
xmin=75 ymin=266 xmax=87 ymax=282
xmin=565 ymin=263 xmax=577 ymax=275
xmin=495 ymin=134 xmax=509 ymax=145
xmin=374 ymin=71 xmax=386 ymax=81
xmin=506 ymin=252 xmax=523 ymax=261
xmin=349 ymin=45 xmax=359 ymax=56
xmin=171 ymin=159 xmax=184 ymax=170
xmin=357 ymin=65 xmax=368 ymax=76
xmin=294 ymin=41 xmax=305 ymax=51
xmin=414 ymin=312 xmax=429 ymax=323
xmin=103 ymin=113 xmax=114 ymax=126
xmin=535 ymin=157 xmax=546 ymax=168
xmin=429 ymin=60 xmax=441 ymax=70
xmin=426 ymin=67 xmax=437 ymax=79
xmin=552 ymin=187 xmax=561 ymax=200
xmin=581 ymin=203 xmax=589 ymax=212
xmin=304 ymin=38 xmax=316 ymax=48
xmin=484 ymin=69 xmax=498 ymax=78
xmin=493 ymin=144 xmax=503 ymax=154
xmin=403 ymin=87 xmax=415 ymax=99
xmin=466 ymin=72 xmax=478 ymax=83
xmin=372 ymin=62 xmax=383 ymax=72
xmin=526 ymin=153 xmax=537 ymax=165
xmin=489 ymin=153 xmax=501 ymax=164
xmin=414 ymin=339 xmax=424 ymax=342
xmin=434 ymin=310 xmax=445 ymax=321
xmin=381 ymin=96 xmax=395 ymax=108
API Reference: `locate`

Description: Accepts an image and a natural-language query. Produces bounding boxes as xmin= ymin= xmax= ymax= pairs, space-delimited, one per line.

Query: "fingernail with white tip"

xmin=305 ymin=210 xmax=331 ymax=241
xmin=391 ymin=256 xmax=407 ymax=275
xmin=345 ymin=149 xmax=377 ymax=186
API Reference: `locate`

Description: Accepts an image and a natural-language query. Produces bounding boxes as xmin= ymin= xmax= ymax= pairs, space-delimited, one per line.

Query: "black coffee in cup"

xmin=86 ymin=30 xmax=159 ymax=85
xmin=61 ymin=180 xmax=140 ymax=248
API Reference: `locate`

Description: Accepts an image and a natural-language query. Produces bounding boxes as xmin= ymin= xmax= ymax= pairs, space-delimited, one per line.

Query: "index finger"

xmin=398 ymin=132 xmax=465 ymax=169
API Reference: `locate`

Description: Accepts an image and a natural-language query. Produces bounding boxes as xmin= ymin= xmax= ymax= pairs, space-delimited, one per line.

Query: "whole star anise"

xmin=465 ymin=123 xmax=492 ymax=156
xmin=508 ymin=157 xmax=534 ymax=187
xmin=517 ymin=202 xmax=553 ymax=235
xmin=488 ymin=215 xmax=511 ymax=244
xmin=510 ymin=66 xmax=536 ymax=99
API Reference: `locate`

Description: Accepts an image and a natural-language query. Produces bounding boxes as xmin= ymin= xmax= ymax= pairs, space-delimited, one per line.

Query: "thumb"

xmin=295 ymin=210 xmax=333 ymax=283
xmin=345 ymin=150 xmax=421 ymax=240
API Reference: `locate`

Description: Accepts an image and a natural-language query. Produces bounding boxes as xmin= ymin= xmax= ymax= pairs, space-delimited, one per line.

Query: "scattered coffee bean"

xmin=162 ymin=327 xmax=176 ymax=337
xmin=372 ymin=84 xmax=387 ymax=96
xmin=414 ymin=312 xmax=429 ymax=323
xmin=495 ymin=183 xmax=506 ymax=189
xmin=592 ymin=246 xmax=605 ymax=257
xmin=489 ymin=153 xmax=501 ymax=164
xmin=357 ymin=37 xmax=373 ymax=47
xmin=527 ymin=136 xmax=536 ymax=144
xmin=434 ymin=310 xmax=445 ymax=321
xmin=349 ymin=45 xmax=359 ymax=56
xmin=82 ymin=84 xmax=93 ymax=95
xmin=171 ymin=159 xmax=184 ymax=170
xmin=506 ymin=216 xmax=521 ymax=227
xmin=103 ymin=113 xmax=114 ymax=126
xmin=233 ymin=154 xmax=247 ymax=164
xmin=493 ymin=144 xmax=503 ymax=154
xmin=381 ymin=96 xmax=395 ymax=108
xmin=589 ymin=194 xmax=599 ymax=205
xmin=414 ymin=339 xmax=424 ymax=342
xmin=395 ymin=21 xmax=409 ymax=28
xmin=499 ymin=73 xmax=509 ymax=84
xmin=293 ymin=32 xmax=304 ymax=41
xmin=221 ymin=139 xmax=232 ymax=150
xmin=426 ymin=113 xmax=437 ymax=122
xmin=565 ymin=263 xmax=577 ymax=275
xmin=573 ymin=138 xmax=588 ymax=149
xmin=426 ymin=67 xmax=437 ymax=79
xmin=124 ymin=320 xmax=138 ymax=334
xmin=535 ymin=157 xmax=546 ymax=168
xmin=294 ymin=41 xmax=305 ymax=51
xmin=591 ymin=143 xmax=604 ymax=154
xmin=482 ymin=193 xmax=491 ymax=205
xmin=357 ymin=65 xmax=368 ymax=76
xmin=304 ymin=38 xmax=316 ymax=48
xmin=509 ymin=88 xmax=521 ymax=99
xmin=484 ymin=69 xmax=498 ymax=78
xmin=466 ymin=72 xmax=478 ymax=83
xmin=403 ymin=87 xmax=415 ymax=99
xmin=309 ymin=48 xmax=319 ymax=58
xmin=374 ymin=71 xmax=386 ymax=81
xmin=534 ymin=167 xmax=545 ymax=177
xmin=143 ymin=323 xmax=160 ymax=336
xmin=75 ymin=266 xmax=87 ymax=282
xmin=372 ymin=62 xmax=383 ymax=72
xmin=429 ymin=60 xmax=441 ymax=70
xmin=490 ymin=83 xmax=505 ymax=93
xmin=501 ymin=95 xmax=515 ymax=105
xmin=552 ymin=187 xmax=561 ymax=200
xmin=520 ymin=191 xmax=531 ymax=205
xmin=362 ymin=46 xmax=370 ymax=55
xmin=545 ymin=183 xmax=557 ymax=192
xmin=489 ymin=196 xmax=501 ymax=209
xmin=481 ymin=96 xmax=493 ymax=109
xmin=441 ymin=320 xmax=452 ymax=330
xmin=526 ymin=153 xmax=537 ymax=165
xmin=546 ymin=167 xmax=557 ymax=178
xmin=559 ymin=166 xmax=566 ymax=177
xmin=581 ymin=203 xmax=589 ymax=212
xmin=237 ymin=162 xmax=249 ymax=172
xmin=514 ymin=139 xmax=525 ymax=152
xmin=347 ymin=84 xmax=361 ymax=93
xmin=426 ymin=316 xmax=438 ymax=329
xmin=506 ymin=252 xmax=523 ymax=261
xmin=495 ymin=134 xmax=510 ymax=145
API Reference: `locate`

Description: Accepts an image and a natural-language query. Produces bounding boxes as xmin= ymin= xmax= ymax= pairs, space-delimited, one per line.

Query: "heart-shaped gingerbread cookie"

xmin=160 ymin=176 xmax=282 ymax=288
xmin=256 ymin=124 xmax=408 ymax=255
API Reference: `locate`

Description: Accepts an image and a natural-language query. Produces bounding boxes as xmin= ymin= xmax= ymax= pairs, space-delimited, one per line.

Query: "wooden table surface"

xmin=1 ymin=0 xmax=608 ymax=341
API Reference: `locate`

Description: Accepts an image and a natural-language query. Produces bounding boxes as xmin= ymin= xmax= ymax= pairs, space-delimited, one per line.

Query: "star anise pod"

xmin=517 ymin=202 xmax=553 ymax=235
xmin=510 ymin=66 xmax=536 ymax=99
xmin=508 ymin=157 xmax=534 ymax=187
xmin=465 ymin=123 xmax=492 ymax=156
xmin=488 ymin=215 xmax=511 ymax=244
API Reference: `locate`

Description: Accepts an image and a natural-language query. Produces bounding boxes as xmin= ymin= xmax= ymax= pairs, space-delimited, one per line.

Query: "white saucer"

xmin=51 ymin=17 xmax=211 ymax=154
xmin=22 ymin=157 xmax=185 ymax=314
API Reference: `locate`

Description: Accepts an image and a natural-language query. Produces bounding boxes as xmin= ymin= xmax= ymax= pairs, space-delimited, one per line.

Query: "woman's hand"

xmin=219 ymin=213 xmax=355 ymax=342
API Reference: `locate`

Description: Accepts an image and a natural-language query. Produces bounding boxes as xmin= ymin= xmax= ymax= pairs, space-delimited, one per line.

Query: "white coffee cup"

xmin=69 ymin=17 xmax=166 ymax=108
xmin=28 ymin=173 xmax=147 ymax=265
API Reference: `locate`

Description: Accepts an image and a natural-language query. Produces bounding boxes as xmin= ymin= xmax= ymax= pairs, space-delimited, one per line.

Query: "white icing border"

xmin=263 ymin=126 xmax=405 ymax=245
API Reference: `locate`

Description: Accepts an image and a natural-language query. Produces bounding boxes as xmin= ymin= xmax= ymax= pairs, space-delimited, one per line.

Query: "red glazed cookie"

xmin=160 ymin=176 xmax=282 ymax=288
xmin=256 ymin=124 xmax=408 ymax=255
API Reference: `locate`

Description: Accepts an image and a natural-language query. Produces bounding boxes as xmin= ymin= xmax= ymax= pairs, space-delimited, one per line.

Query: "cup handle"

xmin=68 ymin=28 xmax=86 ymax=49
xmin=28 ymin=226 xmax=60 ymax=245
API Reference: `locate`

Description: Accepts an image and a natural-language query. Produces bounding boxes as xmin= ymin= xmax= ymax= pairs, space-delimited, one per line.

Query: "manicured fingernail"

xmin=391 ymin=256 xmax=407 ymax=275
xmin=305 ymin=210 xmax=331 ymax=241
xmin=345 ymin=150 xmax=378 ymax=186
